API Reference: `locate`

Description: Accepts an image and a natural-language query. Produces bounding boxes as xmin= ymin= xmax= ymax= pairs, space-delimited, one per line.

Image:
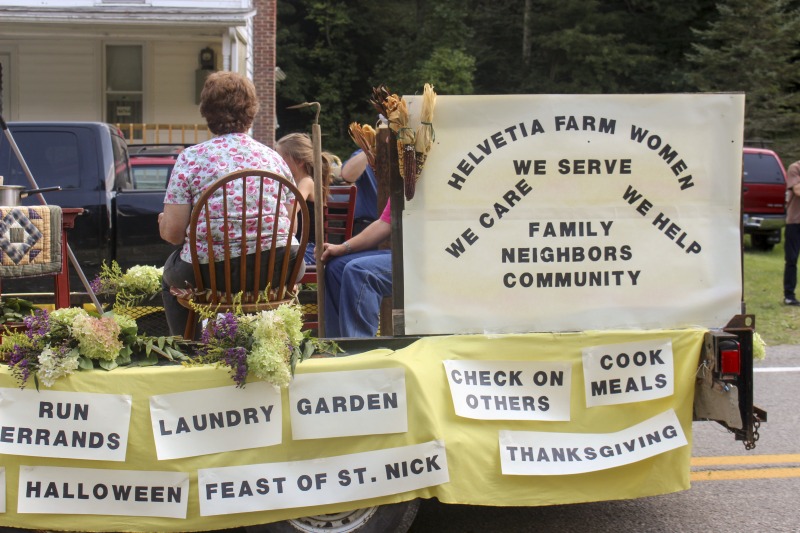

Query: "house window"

xmin=105 ymin=45 xmax=143 ymax=130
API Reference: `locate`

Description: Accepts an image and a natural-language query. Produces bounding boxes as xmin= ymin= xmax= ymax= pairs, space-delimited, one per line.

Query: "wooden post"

xmin=375 ymin=127 xmax=404 ymax=336
xmin=311 ymin=119 xmax=325 ymax=337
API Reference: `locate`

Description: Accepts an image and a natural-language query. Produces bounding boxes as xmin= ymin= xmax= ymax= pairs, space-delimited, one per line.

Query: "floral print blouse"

xmin=163 ymin=133 xmax=297 ymax=264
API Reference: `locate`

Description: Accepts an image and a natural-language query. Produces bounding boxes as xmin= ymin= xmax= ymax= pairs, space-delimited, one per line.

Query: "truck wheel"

xmin=751 ymin=234 xmax=775 ymax=251
xmin=245 ymin=500 xmax=420 ymax=533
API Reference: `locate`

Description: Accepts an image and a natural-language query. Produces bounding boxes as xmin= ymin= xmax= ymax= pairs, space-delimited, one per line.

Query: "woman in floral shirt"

xmin=159 ymin=71 xmax=303 ymax=337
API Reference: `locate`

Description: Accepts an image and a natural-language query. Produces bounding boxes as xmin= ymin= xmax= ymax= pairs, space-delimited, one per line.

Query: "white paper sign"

xmin=443 ymin=360 xmax=571 ymax=420
xmin=499 ymin=409 xmax=687 ymax=475
xmin=198 ymin=440 xmax=448 ymax=516
xmin=0 ymin=467 xmax=5 ymax=513
xmin=582 ymin=339 xmax=674 ymax=407
xmin=18 ymin=466 xmax=189 ymax=518
xmin=402 ymin=94 xmax=744 ymax=334
xmin=149 ymin=381 xmax=281 ymax=460
xmin=289 ymin=368 xmax=407 ymax=440
xmin=0 ymin=388 xmax=131 ymax=461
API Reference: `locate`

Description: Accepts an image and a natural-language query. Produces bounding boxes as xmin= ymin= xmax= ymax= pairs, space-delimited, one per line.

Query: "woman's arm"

xmin=340 ymin=151 xmax=367 ymax=184
xmin=159 ymin=203 xmax=191 ymax=245
xmin=320 ymin=218 xmax=390 ymax=262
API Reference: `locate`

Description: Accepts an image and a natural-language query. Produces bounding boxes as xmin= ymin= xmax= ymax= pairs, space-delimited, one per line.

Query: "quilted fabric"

xmin=0 ymin=205 xmax=62 ymax=278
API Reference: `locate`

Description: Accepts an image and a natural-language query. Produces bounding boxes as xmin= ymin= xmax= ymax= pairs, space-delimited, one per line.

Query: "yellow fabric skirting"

xmin=0 ymin=329 xmax=704 ymax=532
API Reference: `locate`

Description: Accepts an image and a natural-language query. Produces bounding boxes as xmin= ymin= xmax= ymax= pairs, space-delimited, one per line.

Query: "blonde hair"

xmin=276 ymin=133 xmax=335 ymax=201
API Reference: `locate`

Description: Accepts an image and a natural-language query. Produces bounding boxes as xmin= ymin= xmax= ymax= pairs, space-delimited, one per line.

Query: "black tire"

xmin=751 ymin=234 xmax=775 ymax=251
xmin=245 ymin=500 xmax=420 ymax=533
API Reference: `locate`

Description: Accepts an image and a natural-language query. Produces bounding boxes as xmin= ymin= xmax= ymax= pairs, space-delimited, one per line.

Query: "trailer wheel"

xmin=245 ymin=500 xmax=420 ymax=533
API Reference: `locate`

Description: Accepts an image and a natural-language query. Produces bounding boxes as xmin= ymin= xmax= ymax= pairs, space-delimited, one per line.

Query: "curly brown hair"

xmin=199 ymin=71 xmax=260 ymax=135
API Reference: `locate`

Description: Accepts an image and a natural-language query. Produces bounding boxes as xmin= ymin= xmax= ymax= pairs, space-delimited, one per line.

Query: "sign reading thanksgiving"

xmin=402 ymin=94 xmax=744 ymax=335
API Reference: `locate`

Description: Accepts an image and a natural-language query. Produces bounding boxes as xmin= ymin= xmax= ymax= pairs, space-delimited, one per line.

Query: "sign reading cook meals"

xmin=402 ymin=94 xmax=744 ymax=335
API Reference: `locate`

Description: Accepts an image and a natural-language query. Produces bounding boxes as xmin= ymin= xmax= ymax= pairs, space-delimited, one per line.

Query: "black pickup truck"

xmin=0 ymin=122 xmax=173 ymax=301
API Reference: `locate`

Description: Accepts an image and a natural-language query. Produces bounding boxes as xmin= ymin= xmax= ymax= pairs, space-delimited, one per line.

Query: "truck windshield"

xmin=0 ymin=131 xmax=81 ymax=188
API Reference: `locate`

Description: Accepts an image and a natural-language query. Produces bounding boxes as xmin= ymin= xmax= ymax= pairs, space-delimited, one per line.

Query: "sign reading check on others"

xmin=402 ymin=94 xmax=744 ymax=335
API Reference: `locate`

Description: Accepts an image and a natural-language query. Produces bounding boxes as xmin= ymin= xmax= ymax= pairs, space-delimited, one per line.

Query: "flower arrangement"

xmin=90 ymin=261 xmax=163 ymax=308
xmin=1 ymin=295 xmax=338 ymax=390
xmin=192 ymin=299 xmax=340 ymax=388
xmin=0 ymin=307 xmax=189 ymax=389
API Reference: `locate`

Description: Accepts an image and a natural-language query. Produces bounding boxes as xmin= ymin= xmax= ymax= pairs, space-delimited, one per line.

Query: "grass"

xmin=743 ymin=234 xmax=800 ymax=346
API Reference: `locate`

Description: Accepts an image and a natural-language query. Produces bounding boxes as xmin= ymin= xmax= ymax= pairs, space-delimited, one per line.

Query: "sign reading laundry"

xmin=0 ymin=388 xmax=131 ymax=461
xmin=499 ymin=409 xmax=687 ymax=475
xmin=149 ymin=381 xmax=282 ymax=460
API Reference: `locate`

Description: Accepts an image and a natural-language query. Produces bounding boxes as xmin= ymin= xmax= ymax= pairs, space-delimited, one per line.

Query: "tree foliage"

xmin=685 ymin=0 xmax=800 ymax=159
xmin=276 ymin=0 xmax=800 ymax=161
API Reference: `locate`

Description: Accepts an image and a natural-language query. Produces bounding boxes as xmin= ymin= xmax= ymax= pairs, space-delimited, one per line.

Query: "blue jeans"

xmin=324 ymin=250 xmax=392 ymax=338
xmin=785 ymin=224 xmax=800 ymax=298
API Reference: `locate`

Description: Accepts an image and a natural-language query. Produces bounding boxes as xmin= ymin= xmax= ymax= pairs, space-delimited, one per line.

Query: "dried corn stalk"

xmin=412 ymin=83 xmax=437 ymax=196
xmin=384 ymin=94 xmax=417 ymax=199
xmin=370 ymin=84 xmax=392 ymax=118
xmin=348 ymin=122 xmax=377 ymax=170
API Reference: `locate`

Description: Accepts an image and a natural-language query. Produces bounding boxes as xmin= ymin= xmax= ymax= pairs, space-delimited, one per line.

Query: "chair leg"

xmin=183 ymin=308 xmax=196 ymax=340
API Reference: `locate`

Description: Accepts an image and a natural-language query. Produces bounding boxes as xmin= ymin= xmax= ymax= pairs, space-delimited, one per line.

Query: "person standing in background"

xmin=783 ymin=160 xmax=800 ymax=305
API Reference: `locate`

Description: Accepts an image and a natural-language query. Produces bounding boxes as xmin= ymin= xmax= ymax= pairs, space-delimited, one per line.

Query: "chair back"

xmin=324 ymin=184 xmax=358 ymax=245
xmin=299 ymin=185 xmax=356 ymax=285
xmin=187 ymin=169 xmax=309 ymax=310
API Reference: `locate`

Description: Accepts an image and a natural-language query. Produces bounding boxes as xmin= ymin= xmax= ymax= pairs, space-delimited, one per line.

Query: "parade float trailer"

xmin=0 ymin=94 xmax=763 ymax=532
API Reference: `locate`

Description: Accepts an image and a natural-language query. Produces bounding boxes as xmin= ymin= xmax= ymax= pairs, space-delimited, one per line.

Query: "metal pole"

xmin=287 ymin=102 xmax=326 ymax=336
xmin=0 ymin=114 xmax=104 ymax=314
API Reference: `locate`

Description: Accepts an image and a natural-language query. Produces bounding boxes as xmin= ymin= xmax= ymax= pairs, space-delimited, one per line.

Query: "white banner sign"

xmin=443 ymin=360 xmax=571 ymax=420
xmin=149 ymin=381 xmax=281 ymax=460
xmin=402 ymin=94 xmax=744 ymax=334
xmin=289 ymin=368 xmax=408 ymax=440
xmin=17 ymin=466 xmax=189 ymax=518
xmin=0 ymin=388 xmax=131 ymax=461
xmin=198 ymin=440 xmax=448 ymax=516
xmin=0 ymin=467 xmax=5 ymax=513
xmin=583 ymin=339 xmax=674 ymax=407
xmin=499 ymin=409 xmax=687 ymax=475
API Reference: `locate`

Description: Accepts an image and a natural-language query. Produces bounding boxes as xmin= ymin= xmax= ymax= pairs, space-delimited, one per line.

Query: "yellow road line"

xmin=691 ymin=454 xmax=800 ymax=467
xmin=691 ymin=468 xmax=800 ymax=481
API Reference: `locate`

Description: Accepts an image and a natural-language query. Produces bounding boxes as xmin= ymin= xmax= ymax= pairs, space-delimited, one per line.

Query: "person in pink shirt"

xmin=320 ymin=200 xmax=391 ymax=337
xmin=158 ymin=71 xmax=303 ymax=336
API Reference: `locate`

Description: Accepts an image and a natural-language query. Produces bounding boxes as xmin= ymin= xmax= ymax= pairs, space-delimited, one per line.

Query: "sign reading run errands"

xmin=0 ymin=94 xmax=747 ymax=531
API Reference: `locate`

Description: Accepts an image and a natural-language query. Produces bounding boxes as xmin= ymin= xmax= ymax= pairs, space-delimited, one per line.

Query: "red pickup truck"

xmin=742 ymin=146 xmax=788 ymax=250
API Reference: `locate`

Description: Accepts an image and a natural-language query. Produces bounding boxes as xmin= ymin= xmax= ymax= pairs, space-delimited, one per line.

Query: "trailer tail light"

xmin=719 ymin=340 xmax=741 ymax=376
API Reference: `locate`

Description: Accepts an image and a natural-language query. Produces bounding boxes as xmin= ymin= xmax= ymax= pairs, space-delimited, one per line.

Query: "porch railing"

xmin=116 ymin=123 xmax=213 ymax=145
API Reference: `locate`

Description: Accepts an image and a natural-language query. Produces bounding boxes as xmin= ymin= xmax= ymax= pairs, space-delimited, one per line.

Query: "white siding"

xmin=16 ymin=40 xmax=100 ymax=120
xmin=150 ymin=41 xmax=206 ymax=123
xmin=1 ymin=1 xmax=250 ymax=9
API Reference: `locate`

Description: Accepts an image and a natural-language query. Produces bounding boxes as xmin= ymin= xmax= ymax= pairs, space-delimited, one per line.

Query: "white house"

xmin=0 ymin=0 xmax=277 ymax=144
